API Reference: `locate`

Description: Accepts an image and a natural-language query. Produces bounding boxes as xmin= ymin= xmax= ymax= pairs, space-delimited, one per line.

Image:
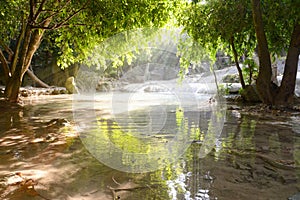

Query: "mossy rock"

xmin=222 ymin=74 xmax=240 ymax=83
xmin=240 ymin=85 xmax=261 ymax=102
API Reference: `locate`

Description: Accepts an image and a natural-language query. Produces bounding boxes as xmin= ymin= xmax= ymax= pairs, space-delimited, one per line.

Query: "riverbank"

xmin=0 ymin=86 xmax=69 ymax=98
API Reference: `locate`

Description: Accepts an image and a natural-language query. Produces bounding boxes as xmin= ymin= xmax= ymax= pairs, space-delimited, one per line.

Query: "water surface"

xmin=0 ymin=94 xmax=299 ymax=200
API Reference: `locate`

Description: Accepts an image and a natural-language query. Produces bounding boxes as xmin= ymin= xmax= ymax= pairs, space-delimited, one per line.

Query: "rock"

xmin=220 ymin=83 xmax=242 ymax=94
xmin=240 ymin=85 xmax=261 ymax=102
xmin=20 ymin=90 xmax=29 ymax=97
xmin=60 ymin=89 xmax=68 ymax=94
xmin=65 ymin=76 xmax=79 ymax=94
xmin=51 ymin=89 xmax=60 ymax=95
xmin=222 ymin=74 xmax=240 ymax=83
xmin=96 ymin=81 xmax=111 ymax=92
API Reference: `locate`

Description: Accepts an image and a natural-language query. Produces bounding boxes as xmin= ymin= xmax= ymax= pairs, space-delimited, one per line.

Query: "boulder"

xmin=65 ymin=76 xmax=79 ymax=94
xmin=222 ymin=74 xmax=240 ymax=83
xmin=240 ymin=85 xmax=261 ymax=102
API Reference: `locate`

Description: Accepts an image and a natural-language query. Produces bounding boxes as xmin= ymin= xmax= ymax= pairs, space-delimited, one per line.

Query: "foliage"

xmin=177 ymin=34 xmax=211 ymax=79
xmin=0 ymin=0 xmax=182 ymax=102
xmin=0 ymin=0 xmax=181 ymax=70
xmin=242 ymin=58 xmax=258 ymax=85
xmin=179 ymin=0 xmax=256 ymax=61
xmin=0 ymin=0 xmax=25 ymax=44
xmin=179 ymin=0 xmax=299 ymax=62
xmin=261 ymin=0 xmax=300 ymax=55
xmin=52 ymin=0 xmax=182 ymax=69
xmin=217 ymin=83 xmax=231 ymax=95
xmin=177 ymin=0 xmax=257 ymax=88
xmin=251 ymin=0 xmax=300 ymax=104
xmin=179 ymin=0 xmax=300 ymax=105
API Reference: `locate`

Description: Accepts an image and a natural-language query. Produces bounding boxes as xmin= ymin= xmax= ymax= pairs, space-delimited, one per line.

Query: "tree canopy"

xmin=0 ymin=0 xmax=181 ymax=102
xmin=180 ymin=0 xmax=300 ymax=105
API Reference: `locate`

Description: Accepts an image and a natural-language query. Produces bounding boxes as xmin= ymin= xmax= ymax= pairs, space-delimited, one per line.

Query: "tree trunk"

xmin=4 ymin=25 xmax=31 ymax=102
xmin=275 ymin=23 xmax=300 ymax=105
xmin=26 ymin=69 xmax=50 ymax=88
xmin=4 ymin=71 xmax=23 ymax=103
xmin=251 ymin=0 xmax=274 ymax=104
xmin=4 ymin=17 xmax=51 ymax=102
xmin=230 ymin=36 xmax=246 ymax=89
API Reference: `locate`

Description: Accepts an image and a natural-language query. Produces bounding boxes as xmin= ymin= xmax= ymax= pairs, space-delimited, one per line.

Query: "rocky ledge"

xmin=0 ymin=86 xmax=69 ymax=98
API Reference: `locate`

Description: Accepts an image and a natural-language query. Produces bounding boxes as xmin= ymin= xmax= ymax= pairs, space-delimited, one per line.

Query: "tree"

xmin=180 ymin=0 xmax=300 ymax=105
xmin=179 ymin=0 xmax=256 ymax=89
xmin=0 ymin=0 xmax=179 ymax=102
xmin=251 ymin=0 xmax=300 ymax=105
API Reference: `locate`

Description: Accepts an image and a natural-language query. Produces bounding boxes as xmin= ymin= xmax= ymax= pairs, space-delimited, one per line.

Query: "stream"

xmin=0 ymin=92 xmax=300 ymax=200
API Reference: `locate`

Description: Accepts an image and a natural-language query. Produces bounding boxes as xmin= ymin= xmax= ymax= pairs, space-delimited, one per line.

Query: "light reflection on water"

xmin=0 ymin=95 xmax=299 ymax=200
xmin=74 ymin=91 xmax=223 ymax=173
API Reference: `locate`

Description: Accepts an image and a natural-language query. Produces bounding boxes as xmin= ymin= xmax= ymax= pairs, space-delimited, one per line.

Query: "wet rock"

xmin=51 ymin=89 xmax=60 ymax=95
xmin=20 ymin=90 xmax=29 ymax=97
xmin=60 ymin=89 xmax=68 ymax=94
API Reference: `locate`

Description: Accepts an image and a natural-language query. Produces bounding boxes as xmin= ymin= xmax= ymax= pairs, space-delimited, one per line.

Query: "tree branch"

xmin=22 ymin=17 xmax=52 ymax=75
xmin=17 ymin=26 xmax=32 ymax=77
xmin=31 ymin=23 xmax=86 ymax=30
xmin=33 ymin=0 xmax=90 ymax=30
xmin=11 ymin=15 xmax=27 ymax=75
xmin=26 ymin=69 xmax=50 ymax=88
xmin=0 ymin=49 xmax=11 ymax=82
xmin=51 ymin=5 xmax=87 ymax=30
xmin=33 ymin=0 xmax=47 ymax=21
xmin=231 ymin=36 xmax=246 ymax=89
xmin=0 ymin=40 xmax=14 ymax=59
xmin=35 ymin=0 xmax=71 ymax=26
xmin=29 ymin=0 xmax=35 ymax=23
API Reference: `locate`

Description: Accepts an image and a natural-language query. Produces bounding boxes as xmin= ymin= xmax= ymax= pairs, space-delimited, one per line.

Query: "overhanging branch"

xmin=26 ymin=69 xmax=50 ymax=88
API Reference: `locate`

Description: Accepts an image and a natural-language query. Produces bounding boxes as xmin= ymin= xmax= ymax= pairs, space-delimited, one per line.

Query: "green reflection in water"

xmin=80 ymin=105 xmax=199 ymax=172
xmin=239 ymin=117 xmax=256 ymax=151
xmin=99 ymin=120 xmax=151 ymax=153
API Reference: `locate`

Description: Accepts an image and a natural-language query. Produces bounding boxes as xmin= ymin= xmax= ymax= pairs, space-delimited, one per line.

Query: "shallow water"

xmin=0 ymin=94 xmax=299 ymax=200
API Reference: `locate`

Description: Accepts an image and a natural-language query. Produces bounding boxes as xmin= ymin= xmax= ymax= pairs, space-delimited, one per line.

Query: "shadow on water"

xmin=0 ymin=96 xmax=299 ymax=200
